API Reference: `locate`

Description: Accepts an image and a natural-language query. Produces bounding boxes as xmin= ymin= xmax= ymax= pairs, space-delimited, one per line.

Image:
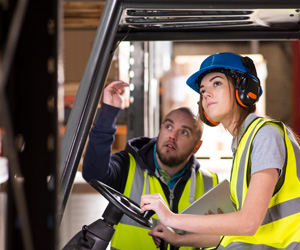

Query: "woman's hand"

xmin=103 ymin=80 xmax=129 ymax=108
xmin=150 ymin=224 xmax=221 ymax=249
xmin=140 ymin=193 xmax=174 ymax=226
xmin=207 ymin=208 xmax=223 ymax=215
xmin=149 ymin=224 xmax=180 ymax=248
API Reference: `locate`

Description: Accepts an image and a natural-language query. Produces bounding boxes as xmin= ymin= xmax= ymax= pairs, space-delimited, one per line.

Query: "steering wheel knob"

xmin=142 ymin=210 xmax=155 ymax=220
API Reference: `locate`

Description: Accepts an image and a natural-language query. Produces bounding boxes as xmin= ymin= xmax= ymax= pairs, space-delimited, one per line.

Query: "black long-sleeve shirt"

xmin=82 ymin=103 xmax=202 ymax=213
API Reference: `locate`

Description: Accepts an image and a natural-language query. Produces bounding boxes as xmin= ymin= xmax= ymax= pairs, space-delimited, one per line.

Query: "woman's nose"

xmin=202 ymin=90 xmax=212 ymax=98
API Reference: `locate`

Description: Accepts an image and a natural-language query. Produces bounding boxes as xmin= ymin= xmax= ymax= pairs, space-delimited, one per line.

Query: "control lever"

xmin=142 ymin=210 xmax=155 ymax=220
xmin=79 ymin=225 xmax=95 ymax=249
xmin=82 ymin=225 xmax=89 ymax=241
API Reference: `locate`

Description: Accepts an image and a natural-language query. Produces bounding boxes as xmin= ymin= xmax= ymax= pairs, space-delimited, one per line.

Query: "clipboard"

xmin=174 ymin=179 xmax=235 ymax=234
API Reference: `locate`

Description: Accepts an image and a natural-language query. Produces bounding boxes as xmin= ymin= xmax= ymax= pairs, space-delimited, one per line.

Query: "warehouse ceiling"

xmin=63 ymin=1 xmax=300 ymax=37
xmin=63 ymin=0 xmax=105 ymax=29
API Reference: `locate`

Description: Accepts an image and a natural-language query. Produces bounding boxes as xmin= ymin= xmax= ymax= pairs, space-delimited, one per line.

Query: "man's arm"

xmin=82 ymin=81 xmax=130 ymax=190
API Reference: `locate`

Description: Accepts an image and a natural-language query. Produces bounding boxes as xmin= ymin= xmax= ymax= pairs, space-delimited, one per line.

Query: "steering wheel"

xmin=89 ymin=179 xmax=154 ymax=228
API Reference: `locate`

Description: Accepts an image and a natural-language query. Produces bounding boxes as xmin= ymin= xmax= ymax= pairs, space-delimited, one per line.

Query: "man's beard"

xmin=156 ymin=148 xmax=191 ymax=168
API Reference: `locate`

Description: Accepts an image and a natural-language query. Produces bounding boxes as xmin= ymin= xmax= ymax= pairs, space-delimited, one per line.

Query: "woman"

xmin=140 ymin=52 xmax=300 ymax=249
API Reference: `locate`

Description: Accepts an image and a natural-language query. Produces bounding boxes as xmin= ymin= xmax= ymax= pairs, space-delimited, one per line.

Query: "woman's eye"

xmin=200 ymin=90 xmax=205 ymax=96
xmin=213 ymin=81 xmax=222 ymax=87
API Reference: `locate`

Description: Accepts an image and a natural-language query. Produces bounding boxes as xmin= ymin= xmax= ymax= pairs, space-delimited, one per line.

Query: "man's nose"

xmin=169 ymin=130 xmax=178 ymax=141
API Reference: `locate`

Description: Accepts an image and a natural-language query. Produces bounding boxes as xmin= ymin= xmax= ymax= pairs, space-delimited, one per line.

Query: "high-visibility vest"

xmin=111 ymin=153 xmax=218 ymax=250
xmin=218 ymin=118 xmax=300 ymax=250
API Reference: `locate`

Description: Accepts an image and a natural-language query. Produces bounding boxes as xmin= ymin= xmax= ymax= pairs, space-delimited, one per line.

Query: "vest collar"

xmin=231 ymin=113 xmax=260 ymax=155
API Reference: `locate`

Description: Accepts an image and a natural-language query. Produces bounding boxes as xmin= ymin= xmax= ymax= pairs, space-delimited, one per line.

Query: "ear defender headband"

xmin=186 ymin=52 xmax=262 ymax=127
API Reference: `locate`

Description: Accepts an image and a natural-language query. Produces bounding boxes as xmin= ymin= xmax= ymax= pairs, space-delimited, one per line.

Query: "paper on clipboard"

xmin=174 ymin=179 xmax=235 ymax=234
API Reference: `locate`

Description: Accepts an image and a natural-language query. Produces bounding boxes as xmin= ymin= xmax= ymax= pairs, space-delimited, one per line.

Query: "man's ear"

xmin=193 ymin=140 xmax=203 ymax=154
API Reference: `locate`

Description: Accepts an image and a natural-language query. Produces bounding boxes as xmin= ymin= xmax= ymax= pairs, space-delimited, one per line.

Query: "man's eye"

xmin=182 ymin=130 xmax=188 ymax=136
xmin=166 ymin=124 xmax=172 ymax=130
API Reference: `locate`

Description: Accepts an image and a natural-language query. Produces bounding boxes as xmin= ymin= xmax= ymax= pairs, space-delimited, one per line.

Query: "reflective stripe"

xmin=128 ymin=162 xmax=144 ymax=205
xmin=119 ymin=158 xmax=145 ymax=227
xmin=200 ymin=167 xmax=214 ymax=193
xmin=119 ymin=213 xmax=160 ymax=228
xmin=288 ymin=128 xmax=300 ymax=181
xmin=189 ymin=165 xmax=196 ymax=203
xmin=202 ymin=171 xmax=213 ymax=193
xmin=218 ymin=241 xmax=300 ymax=250
xmin=236 ymin=118 xmax=265 ymax=209
xmin=262 ymin=196 xmax=300 ymax=225
xmin=293 ymin=141 xmax=300 ymax=181
xmin=145 ymin=169 xmax=150 ymax=194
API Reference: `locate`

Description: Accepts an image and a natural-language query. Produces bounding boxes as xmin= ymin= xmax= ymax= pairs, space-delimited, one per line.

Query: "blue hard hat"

xmin=186 ymin=52 xmax=260 ymax=93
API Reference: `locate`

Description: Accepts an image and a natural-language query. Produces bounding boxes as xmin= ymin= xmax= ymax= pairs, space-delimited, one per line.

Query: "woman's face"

xmin=199 ymin=72 xmax=237 ymax=126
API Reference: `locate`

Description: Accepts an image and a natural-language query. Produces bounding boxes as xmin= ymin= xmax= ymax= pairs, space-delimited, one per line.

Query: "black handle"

xmin=160 ymin=240 xmax=178 ymax=250
xmin=142 ymin=210 xmax=155 ymax=220
xmin=160 ymin=239 xmax=165 ymax=250
xmin=82 ymin=225 xmax=89 ymax=241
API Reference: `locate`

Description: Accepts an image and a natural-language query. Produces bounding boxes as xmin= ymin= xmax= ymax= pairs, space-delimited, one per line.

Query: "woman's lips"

xmin=207 ymin=102 xmax=217 ymax=108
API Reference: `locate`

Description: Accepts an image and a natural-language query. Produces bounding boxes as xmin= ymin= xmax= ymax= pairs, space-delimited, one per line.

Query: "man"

xmin=82 ymin=80 xmax=218 ymax=250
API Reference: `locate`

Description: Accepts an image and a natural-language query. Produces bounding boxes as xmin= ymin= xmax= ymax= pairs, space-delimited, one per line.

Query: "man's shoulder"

xmin=126 ymin=137 xmax=156 ymax=152
xmin=125 ymin=137 xmax=156 ymax=173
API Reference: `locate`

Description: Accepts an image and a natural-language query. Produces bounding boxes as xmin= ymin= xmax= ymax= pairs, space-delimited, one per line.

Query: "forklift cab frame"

xmin=1 ymin=1 xmax=299 ymax=249
xmin=60 ymin=2 xmax=300 ymax=248
xmin=61 ymin=0 xmax=300 ymax=218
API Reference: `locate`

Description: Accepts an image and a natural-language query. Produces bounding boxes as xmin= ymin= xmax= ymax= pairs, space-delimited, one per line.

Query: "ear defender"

xmin=235 ymin=56 xmax=261 ymax=107
xmin=235 ymin=74 xmax=261 ymax=107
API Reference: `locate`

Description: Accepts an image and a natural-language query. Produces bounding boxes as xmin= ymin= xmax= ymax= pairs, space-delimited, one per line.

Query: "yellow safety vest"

xmin=218 ymin=118 xmax=300 ymax=249
xmin=111 ymin=153 xmax=218 ymax=250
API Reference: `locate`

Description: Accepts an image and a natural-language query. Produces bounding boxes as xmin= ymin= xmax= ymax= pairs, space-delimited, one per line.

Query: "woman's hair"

xmin=293 ymin=131 xmax=300 ymax=144
xmin=198 ymin=75 xmax=256 ymax=136
xmin=284 ymin=123 xmax=300 ymax=144
xmin=228 ymin=76 xmax=256 ymax=135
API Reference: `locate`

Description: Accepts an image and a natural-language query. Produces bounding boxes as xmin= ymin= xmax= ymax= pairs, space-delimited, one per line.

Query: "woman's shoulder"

xmin=253 ymin=120 xmax=285 ymax=147
xmin=251 ymin=120 xmax=286 ymax=174
xmin=258 ymin=121 xmax=284 ymax=137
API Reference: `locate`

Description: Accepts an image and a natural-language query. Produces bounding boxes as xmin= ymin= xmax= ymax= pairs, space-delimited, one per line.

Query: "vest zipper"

xmin=169 ymin=177 xmax=182 ymax=210
xmin=169 ymin=189 xmax=174 ymax=209
xmin=154 ymin=168 xmax=183 ymax=211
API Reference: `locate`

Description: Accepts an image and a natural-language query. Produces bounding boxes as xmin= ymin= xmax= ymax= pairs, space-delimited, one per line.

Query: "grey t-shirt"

xmin=232 ymin=113 xmax=286 ymax=176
